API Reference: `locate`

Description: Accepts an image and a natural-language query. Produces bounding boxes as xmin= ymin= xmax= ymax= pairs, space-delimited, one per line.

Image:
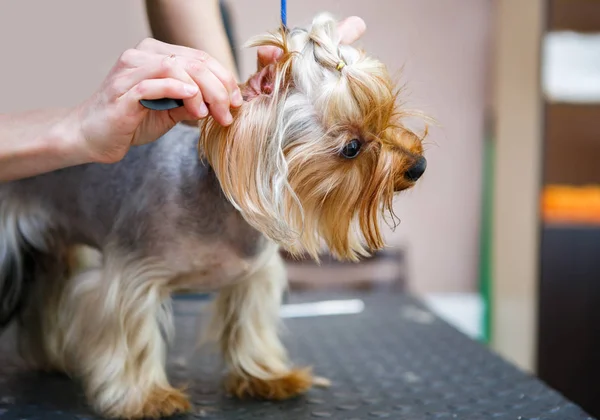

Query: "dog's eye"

xmin=341 ymin=139 xmax=361 ymax=159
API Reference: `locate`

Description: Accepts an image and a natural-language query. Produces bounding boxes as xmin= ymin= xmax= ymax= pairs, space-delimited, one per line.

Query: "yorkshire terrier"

xmin=0 ymin=13 xmax=427 ymax=419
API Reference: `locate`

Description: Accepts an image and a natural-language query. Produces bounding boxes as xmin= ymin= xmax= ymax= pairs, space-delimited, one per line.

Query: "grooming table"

xmin=0 ymin=291 xmax=594 ymax=420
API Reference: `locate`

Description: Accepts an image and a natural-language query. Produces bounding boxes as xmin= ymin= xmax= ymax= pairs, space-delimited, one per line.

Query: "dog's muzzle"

xmin=405 ymin=156 xmax=427 ymax=182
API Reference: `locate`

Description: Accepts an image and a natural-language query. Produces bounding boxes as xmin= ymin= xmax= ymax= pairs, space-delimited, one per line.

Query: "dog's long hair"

xmin=200 ymin=13 xmax=427 ymax=262
xmin=0 ymin=203 xmax=66 ymax=329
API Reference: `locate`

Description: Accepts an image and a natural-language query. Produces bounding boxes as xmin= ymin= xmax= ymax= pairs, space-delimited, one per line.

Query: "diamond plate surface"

xmin=0 ymin=291 xmax=594 ymax=420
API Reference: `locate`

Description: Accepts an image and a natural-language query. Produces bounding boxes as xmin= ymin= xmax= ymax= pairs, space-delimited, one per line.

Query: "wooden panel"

xmin=548 ymin=0 xmax=600 ymax=32
xmin=537 ymin=225 xmax=600 ymax=419
xmin=543 ymin=104 xmax=600 ymax=185
xmin=491 ymin=0 xmax=546 ymax=374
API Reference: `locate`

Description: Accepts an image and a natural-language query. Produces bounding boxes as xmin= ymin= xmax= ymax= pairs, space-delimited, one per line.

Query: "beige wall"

xmin=491 ymin=0 xmax=545 ymax=374
xmin=0 ymin=0 xmax=492 ymax=294
xmin=0 ymin=1 xmax=149 ymax=111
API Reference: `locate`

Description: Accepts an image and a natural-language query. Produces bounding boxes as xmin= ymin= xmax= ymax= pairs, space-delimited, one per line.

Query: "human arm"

xmin=0 ymin=108 xmax=90 ymax=182
xmin=0 ymin=37 xmax=242 ymax=182
xmin=145 ymin=0 xmax=239 ymax=80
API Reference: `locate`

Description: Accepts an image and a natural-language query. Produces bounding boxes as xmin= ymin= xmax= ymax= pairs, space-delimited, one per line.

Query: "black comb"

xmin=139 ymin=98 xmax=184 ymax=111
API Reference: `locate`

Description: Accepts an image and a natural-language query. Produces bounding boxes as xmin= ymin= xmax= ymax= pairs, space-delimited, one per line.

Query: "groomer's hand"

xmin=257 ymin=16 xmax=367 ymax=69
xmin=71 ymin=38 xmax=242 ymax=164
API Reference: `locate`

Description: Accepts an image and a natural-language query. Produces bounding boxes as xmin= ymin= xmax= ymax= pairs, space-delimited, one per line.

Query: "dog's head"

xmin=200 ymin=13 xmax=428 ymax=261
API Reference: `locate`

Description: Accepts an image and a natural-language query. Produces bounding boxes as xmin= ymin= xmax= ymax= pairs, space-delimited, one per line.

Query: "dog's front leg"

xmin=207 ymin=251 xmax=314 ymax=400
xmin=57 ymin=253 xmax=190 ymax=419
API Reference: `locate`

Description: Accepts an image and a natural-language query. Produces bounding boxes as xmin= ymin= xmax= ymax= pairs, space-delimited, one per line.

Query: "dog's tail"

xmin=0 ymin=202 xmax=56 ymax=329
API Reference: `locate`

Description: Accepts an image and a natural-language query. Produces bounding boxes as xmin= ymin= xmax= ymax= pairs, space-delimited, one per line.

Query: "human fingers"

xmin=135 ymin=38 xmax=242 ymax=108
xmin=128 ymin=47 xmax=238 ymax=123
xmin=120 ymin=51 xmax=233 ymax=125
xmin=257 ymin=46 xmax=283 ymax=70
xmin=168 ymin=105 xmax=200 ymax=124
xmin=113 ymin=52 xmax=208 ymax=119
xmin=122 ymin=51 xmax=233 ymax=125
xmin=124 ymin=77 xmax=199 ymax=102
xmin=337 ymin=16 xmax=366 ymax=45
xmin=185 ymin=63 xmax=234 ymax=126
xmin=117 ymin=77 xmax=199 ymax=128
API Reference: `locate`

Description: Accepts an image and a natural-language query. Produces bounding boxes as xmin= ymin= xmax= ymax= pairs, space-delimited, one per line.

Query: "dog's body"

xmin=1 ymin=122 xmax=270 ymax=291
xmin=0 ymin=14 xmax=428 ymax=419
xmin=1 ymin=123 xmax=287 ymax=418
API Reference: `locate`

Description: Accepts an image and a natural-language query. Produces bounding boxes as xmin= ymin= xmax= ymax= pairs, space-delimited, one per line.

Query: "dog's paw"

xmin=129 ymin=387 xmax=191 ymax=419
xmin=227 ymin=367 xmax=314 ymax=400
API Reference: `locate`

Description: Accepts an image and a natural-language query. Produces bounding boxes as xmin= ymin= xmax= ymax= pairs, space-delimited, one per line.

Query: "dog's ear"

xmin=199 ymin=73 xmax=302 ymax=248
xmin=243 ymin=64 xmax=277 ymax=99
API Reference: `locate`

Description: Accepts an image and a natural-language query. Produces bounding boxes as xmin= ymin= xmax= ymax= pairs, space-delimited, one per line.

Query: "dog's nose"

xmin=405 ymin=156 xmax=427 ymax=182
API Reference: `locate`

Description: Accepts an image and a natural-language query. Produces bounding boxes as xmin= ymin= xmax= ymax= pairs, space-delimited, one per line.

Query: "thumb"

xmin=338 ymin=16 xmax=367 ymax=45
xmin=257 ymin=46 xmax=284 ymax=70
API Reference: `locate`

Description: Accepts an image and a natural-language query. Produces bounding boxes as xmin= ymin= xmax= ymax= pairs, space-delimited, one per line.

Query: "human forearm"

xmin=1 ymin=34 xmax=242 ymax=182
xmin=145 ymin=0 xmax=239 ymax=80
xmin=0 ymin=108 xmax=90 ymax=182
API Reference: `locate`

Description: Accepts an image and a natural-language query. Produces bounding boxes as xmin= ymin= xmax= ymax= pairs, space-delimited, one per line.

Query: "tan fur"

xmin=19 ymin=248 xmax=179 ymax=418
xmin=200 ymin=17 xmax=428 ymax=262
xmin=132 ymin=386 xmax=191 ymax=419
xmin=206 ymin=251 xmax=299 ymax=383
xmin=17 ymin=245 xmax=76 ymax=373
xmin=227 ymin=367 xmax=314 ymax=400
